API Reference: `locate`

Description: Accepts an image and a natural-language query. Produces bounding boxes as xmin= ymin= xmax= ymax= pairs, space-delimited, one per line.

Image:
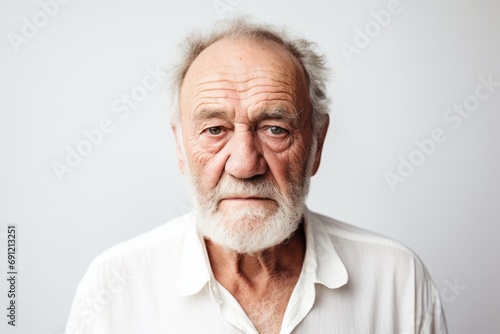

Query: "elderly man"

xmin=66 ymin=18 xmax=447 ymax=334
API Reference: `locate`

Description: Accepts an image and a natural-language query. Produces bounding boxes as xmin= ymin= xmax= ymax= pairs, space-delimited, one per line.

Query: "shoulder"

xmin=310 ymin=210 xmax=419 ymax=258
xmin=87 ymin=213 xmax=193 ymax=269
xmin=66 ymin=214 xmax=195 ymax=332
xmin=307 ymin=210 xmax=448 ymax=333
xmin=75 ymin=213 xmax=195 ymax=294
xmin=308 ymin=210 xmax=433 ymax=283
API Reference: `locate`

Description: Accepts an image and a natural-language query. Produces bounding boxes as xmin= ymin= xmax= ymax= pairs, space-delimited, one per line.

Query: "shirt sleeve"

xmin=65 ymin=256 xmax=134 ymax=334
xmin=65 ymin=262 xmax=109 ymax=334
xmin=414 ymin=262 xmax=448 ymax=334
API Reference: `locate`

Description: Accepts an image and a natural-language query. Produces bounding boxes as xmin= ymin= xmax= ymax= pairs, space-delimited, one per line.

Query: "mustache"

xmin=212 ymin=177 xmax=281 ymax=201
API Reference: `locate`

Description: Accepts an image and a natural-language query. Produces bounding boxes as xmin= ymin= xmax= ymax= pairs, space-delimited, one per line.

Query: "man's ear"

xmin=171 ymin=122 xmax=185 ymax=175
xmin=311 ymin=115 xmax=329 ymax=176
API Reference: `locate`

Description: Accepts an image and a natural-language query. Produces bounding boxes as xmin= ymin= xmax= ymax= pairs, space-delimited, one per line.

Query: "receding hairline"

xmin=178 ymin=34 xmax=308 ymax=95
xmin=179 ymin=36 xmax=310 ymax=98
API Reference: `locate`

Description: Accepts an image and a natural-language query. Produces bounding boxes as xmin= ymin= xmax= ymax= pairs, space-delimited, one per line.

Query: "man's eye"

xmin=268 ymin=126 xmax=286 ymax=135
xmin=206 ymin=127 xmax=223 ymax=135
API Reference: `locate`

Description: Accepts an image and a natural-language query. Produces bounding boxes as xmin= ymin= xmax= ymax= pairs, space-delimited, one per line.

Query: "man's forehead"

xmin=181 ymin=38 xmax=306 ymax=91
xmin=177 ymin=38 xmax=311 ymax=124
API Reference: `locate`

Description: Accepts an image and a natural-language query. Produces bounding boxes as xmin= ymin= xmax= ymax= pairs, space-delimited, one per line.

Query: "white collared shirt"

xmin=66 ymin=209 xmax=447 ymax=333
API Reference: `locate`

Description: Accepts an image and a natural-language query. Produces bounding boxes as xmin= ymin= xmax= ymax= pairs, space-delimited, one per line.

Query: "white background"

xmin=0 ymin=0 xmax=499 ymax=333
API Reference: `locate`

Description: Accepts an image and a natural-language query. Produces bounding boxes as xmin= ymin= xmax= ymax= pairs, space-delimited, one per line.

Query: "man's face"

xmin=174 ymin=38 xmax=327 ymax=253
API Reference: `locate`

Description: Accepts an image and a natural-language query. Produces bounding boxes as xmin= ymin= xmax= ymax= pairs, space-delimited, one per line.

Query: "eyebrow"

xmin=191 ymin=107 xmax=301 ymax=127
xmin=192 ymin=109 xmax=231 ymax=126
xmin=255 ymin=108 xmax=301 ymax=127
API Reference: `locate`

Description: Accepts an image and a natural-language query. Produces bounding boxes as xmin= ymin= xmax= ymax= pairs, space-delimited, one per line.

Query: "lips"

xmin=218 ymin=196 xmax=277 ymax=206
xmin=220 ymin=197 xmax=270 ymax=201
xmin=224 ymin=196 xmax=266 ymax=199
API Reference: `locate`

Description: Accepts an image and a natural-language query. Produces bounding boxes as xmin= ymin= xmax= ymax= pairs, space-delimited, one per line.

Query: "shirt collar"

xmin=303 ymin=208 xmax=348 ymax=289
xmin=174 ymin=208 xmax=348 ymax=297
xmin=175 ymin=213 xmax=213 ymax=297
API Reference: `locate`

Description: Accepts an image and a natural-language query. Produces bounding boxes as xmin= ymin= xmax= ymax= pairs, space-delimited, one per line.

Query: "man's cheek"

xmin=195 ymin=153 xmax=229 ymax=180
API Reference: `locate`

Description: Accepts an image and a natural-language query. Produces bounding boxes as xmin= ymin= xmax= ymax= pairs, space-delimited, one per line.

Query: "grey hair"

xmin=169 ymin=17 xmax=331 ymax=139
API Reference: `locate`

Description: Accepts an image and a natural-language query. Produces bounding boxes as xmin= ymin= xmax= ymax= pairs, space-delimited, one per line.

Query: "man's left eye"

xmin=268 ymin=126 xmax=286 ymax=135
xmin=206 ymin=127 xmax=223 ymax=135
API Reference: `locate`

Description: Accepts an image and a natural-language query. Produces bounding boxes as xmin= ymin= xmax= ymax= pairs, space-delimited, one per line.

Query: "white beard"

xmin=182 ymin=138 xmax=317 ymax=254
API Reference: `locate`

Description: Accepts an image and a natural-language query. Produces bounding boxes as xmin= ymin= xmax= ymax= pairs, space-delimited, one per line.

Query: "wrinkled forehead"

xmin=179 ymin=38 xmax=310 ymax=109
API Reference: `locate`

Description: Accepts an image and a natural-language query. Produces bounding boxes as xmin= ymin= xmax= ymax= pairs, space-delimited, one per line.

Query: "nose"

xmin=225 ymin=130 xmax=267 ymax=179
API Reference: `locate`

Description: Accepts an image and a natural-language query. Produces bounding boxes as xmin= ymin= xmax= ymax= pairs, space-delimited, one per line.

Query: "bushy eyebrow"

xmin=191 ymin=107 xmax=301 ymax=127
xmin=192 ymin=109 xmax=231 ymax=129
xmin=255 ymin=108 xmax=300 ymax=128
xmin=193 ymin=109 xmax=230 ymax=122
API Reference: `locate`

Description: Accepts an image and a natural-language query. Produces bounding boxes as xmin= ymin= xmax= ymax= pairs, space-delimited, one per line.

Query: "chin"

xmin=196 ymin=208 xmax=302 ymax=255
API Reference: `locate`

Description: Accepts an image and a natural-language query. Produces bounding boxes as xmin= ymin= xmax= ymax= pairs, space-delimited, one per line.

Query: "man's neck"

xmin=205 ymin=223 xmax=306 ymax=286
xmin=205 ymin=223 xmax=306 ymax=334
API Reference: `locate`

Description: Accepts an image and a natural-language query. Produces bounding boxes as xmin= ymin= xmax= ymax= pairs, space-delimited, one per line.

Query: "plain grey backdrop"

xmin=1 ymin=0 xmax=499 ymax=333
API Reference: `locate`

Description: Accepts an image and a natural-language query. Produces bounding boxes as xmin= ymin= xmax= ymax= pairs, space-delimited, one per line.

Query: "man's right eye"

xmin=205 ymin=127 xmax=223 ymax=135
